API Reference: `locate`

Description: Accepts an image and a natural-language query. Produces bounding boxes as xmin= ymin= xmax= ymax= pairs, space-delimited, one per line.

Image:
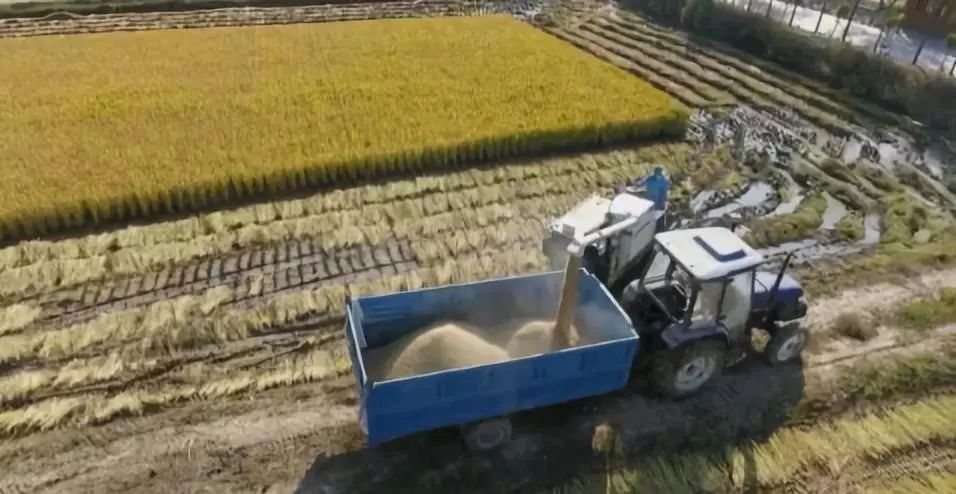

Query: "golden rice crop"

xmin=0 ymin=145 xmax=695 ymax=301
xmin=0 ymin=15 xmax=687 ymax=241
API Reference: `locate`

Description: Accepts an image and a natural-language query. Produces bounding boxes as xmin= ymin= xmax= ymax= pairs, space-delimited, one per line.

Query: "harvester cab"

xmin=543 ymin=192 xmax=667 ymax=298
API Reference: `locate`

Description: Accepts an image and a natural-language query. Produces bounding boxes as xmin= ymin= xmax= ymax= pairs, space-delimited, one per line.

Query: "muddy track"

xmin=0 ymin=0 xmax=490 ymax=38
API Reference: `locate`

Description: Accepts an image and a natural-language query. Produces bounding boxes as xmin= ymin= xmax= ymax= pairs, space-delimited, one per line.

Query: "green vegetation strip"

xmin=745 ymin=194 xmax=827 ymax=247
xmin=896 ymin=288 xmax=956 ymax=331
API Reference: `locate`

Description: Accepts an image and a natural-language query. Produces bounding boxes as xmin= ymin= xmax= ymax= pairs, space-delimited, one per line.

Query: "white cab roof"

xmin=655 ymin=227 xmax=764 ymax=280
xmin=551 ymin=195 xmax=611 ymax=237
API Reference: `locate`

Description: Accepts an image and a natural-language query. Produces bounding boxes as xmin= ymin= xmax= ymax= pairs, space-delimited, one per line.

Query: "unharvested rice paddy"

xmin=0 ymin=13 xmax=686 ymax=240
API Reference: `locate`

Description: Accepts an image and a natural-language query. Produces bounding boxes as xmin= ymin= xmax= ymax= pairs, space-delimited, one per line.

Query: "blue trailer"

xmin=344 ymin=269 xmax=638 ymax=450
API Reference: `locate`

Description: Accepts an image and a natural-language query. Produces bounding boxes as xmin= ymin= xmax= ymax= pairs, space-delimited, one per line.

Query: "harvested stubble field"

xmin=0 ymin=2 xmax=955 ymax=493
xmin=0 ymin=13 xmax=686 ymax=240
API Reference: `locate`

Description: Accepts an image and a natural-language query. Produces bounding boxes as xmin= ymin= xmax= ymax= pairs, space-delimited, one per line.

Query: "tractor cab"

xmin=629 ymin=227 xmax=764 ymax=344
xmin=624 ymin=227 xmax=809 ymax=397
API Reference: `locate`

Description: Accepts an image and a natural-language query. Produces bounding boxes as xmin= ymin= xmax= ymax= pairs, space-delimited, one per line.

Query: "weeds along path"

xmin=1 ymin=267 xmax=954 ymax=494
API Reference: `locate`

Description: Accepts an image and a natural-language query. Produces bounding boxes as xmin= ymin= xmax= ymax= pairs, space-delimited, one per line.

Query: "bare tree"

xmin=913 ymin=36 xmax=929 ymax=65
xmin=841 ymin=0 xmax=862 ymax=42
xmin=873 ymin=6 xmax=903 ymax=53
xmin=814 ymin=0 xmax=827 ymax=33
xmin=947 ymin=33 xmax=956 ymax=75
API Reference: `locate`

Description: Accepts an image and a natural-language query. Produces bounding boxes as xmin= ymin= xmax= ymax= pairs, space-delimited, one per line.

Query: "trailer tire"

xmin=651 ymin=340 xmax=725 ymax=399
xmin=765 ymin=323 xmax=808 ymax=365
xmin=462 ymin=417 xmax=512 ymax=452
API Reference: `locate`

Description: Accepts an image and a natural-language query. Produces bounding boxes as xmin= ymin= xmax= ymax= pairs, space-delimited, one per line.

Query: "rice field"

xmin=0 ymin=13 xmax=686 ymax=241
xmin=1 ymin=1 xmax=955 ymax=492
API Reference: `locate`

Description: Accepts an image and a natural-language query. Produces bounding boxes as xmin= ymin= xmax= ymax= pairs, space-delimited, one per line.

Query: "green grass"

xmin=859 ymin=165 xmax=903 ymax=194
xmin=745 ymin=193 xmax=827 ymax=247
xmin=881 ymin=194 xmax=930 ymax=245
xmin=787 ymin=349 xmax=956 ymax=424
xmin=896 ymin=287 xmax=956 ymax=330
xmin=839 ymin=349 xmax=956 ymax=401
xmin=834 ymin=211 xmax=864 ymax=242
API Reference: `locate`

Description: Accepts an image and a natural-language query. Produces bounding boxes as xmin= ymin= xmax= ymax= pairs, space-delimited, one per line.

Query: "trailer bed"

xmin=345 ymin=269 xmax=639 ymax=445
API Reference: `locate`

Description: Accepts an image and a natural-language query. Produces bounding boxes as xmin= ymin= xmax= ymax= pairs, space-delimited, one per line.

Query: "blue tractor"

xmin=543 ymin=191 xmax=808 ymax=397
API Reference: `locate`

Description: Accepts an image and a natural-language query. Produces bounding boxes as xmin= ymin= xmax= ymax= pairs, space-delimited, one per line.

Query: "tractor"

xmin=543 ymin=191 xmax=809 ymax=397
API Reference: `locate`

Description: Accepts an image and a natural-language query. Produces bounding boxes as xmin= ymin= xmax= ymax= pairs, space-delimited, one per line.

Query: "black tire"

xmin=651 ymin=340 xmax=726 ymax=399
xmin=461 ymin=417 xmax=512 ymax=452
xmin=765 ymin=323 xmax=809 ymax=365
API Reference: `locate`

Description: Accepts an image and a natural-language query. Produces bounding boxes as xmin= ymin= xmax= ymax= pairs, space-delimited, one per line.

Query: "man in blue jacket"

xmin=633 ymin=166 xmax=669 ymax=211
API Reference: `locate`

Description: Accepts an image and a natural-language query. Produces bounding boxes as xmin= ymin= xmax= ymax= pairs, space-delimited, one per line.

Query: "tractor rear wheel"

xmin=651 ymin=340 xmax=725 ymax=398
xmin=765 ymin=323 xmax=808 ymax=365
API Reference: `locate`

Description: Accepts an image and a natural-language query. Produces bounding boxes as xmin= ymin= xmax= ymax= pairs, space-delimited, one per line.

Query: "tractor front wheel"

xmin=765 ymin=323 xmax=808 ymax=365
xmin=651 ymin=340 xmax=726 ymax=398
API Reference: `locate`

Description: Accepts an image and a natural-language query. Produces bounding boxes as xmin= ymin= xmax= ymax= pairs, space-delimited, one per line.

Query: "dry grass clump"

xmin=0 ymin=303 xmax=41 ymax=336
xmin=0 ymin=15 xmax=686 ymax=240
xmin=0 ymin=286 xmax=237 ymax=363
xmin=830 ymin=311 xmax=877 ymax=341
xmin=0 ymin=352 xmax=150 ymax=405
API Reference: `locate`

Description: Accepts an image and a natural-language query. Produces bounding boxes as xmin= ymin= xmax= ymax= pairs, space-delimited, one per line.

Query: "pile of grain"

xmin=366 ymin=319 xmax=580 ymax=381
xmin=365 ymin=323 xmax=509 ymax=381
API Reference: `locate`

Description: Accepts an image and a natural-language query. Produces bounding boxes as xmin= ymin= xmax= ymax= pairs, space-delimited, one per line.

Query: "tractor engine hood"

xmin=752 ymin=270 xmax=804 ymax=310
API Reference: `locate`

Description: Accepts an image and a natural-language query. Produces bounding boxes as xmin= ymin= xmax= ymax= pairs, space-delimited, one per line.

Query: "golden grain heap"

xmin=0 ymin=14 xmax=687 ymax=240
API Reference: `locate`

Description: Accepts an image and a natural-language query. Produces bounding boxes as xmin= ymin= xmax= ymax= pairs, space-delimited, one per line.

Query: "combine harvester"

xmin=344 ymin=188 xmax=809 ymax=451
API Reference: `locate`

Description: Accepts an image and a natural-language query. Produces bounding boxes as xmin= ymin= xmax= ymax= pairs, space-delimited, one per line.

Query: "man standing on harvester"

xmin=632 ymin=166 xmax=669 ymax=212
xmin=629 ymin=165 xmax=671 ymax=231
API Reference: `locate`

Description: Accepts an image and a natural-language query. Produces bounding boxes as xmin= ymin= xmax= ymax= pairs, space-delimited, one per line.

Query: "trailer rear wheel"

xmin=462 ymin=417 xmax=512 ymax=452
xmin=652 ymin=340 xmax=725 ymax=398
